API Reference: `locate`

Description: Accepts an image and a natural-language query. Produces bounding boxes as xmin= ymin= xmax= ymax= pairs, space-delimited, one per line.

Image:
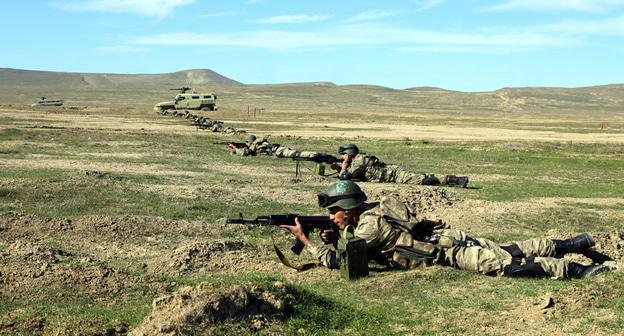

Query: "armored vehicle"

xmin=32 ymin=97 xmax=64 ymax=106
xmin=154 ymin=87 xmax=218 ymax=112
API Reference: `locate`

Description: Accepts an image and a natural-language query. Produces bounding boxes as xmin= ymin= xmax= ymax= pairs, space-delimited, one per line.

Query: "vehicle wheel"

xmin=201 ymin=106 xmax=213 ymax=111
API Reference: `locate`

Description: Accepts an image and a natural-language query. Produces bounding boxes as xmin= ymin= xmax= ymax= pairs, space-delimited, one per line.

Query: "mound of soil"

xmin=591 ymin=231 xmax=624 ymax=262
xmin=369 ymin=187 xmax=463 ymax=219
xmin=0 ymin=240 xmax=147 ymax=301
xmin=148 ymin=240 xmax=273 ymax=275
xmin=548 ymin=231 xmax=624 ymax=268
xmin=130 ymin=283 xmax=286 ymax=335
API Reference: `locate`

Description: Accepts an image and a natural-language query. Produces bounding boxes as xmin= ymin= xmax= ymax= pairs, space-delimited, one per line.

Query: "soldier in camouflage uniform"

xmin=280 ymin=180 xmax=614 ymax=279
xmin=228 ymin=134 xmax=261 ymax=156
xmin=333 ymin=144 xmax=469 ymax=187
xmin=228 ymin=134 xmax=324 ymax=160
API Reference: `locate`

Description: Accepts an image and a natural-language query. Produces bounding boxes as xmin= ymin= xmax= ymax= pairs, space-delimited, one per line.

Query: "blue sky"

xmin=1 ymin=0 xmax=623 ymax=91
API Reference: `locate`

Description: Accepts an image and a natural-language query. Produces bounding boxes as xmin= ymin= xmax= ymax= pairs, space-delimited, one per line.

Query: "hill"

xmin=0 ymin=68 xmax=623 ymax=113
xmin=0 ymin=68 xmax=242 ymax=89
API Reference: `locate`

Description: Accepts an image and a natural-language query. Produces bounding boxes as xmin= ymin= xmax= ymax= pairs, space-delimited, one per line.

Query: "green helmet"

xmin=246 ymin=134 xmax=257 ymax=143
xmin=317 ymin=180 xmax=367 ymax=210
xmin=338 ymin=144 xmax=359 ymax=156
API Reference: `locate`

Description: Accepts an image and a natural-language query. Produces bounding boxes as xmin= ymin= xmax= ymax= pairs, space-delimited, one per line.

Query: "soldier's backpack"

xmin=377 ymin=196 xmax=447 ymax=268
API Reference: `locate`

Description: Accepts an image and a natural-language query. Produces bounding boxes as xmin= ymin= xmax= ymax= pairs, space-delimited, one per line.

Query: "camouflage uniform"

xmin=341 ymin=154 xmax=427 ymax=184
xmin=232 ymin=137 xmax=272 ymax=156
xmin=307 ymin=197 xmax=571 ymax=279
xmin=230 ymin=137 xmax=319 ymax=159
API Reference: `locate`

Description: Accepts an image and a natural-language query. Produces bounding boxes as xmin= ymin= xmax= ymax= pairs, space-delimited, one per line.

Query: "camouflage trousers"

xmin=367 ymin=165 xmax=426 ymax=184
xmin=435 ymin=229 xmax=569 ymax=279
xmin=273 ymin=146 xmax=318 ymax=159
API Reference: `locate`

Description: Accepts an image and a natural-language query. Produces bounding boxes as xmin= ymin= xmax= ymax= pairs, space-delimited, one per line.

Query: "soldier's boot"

xmin=566 ymin=262 xmax=615 ymax=279
xmin=553 ymin=233 xmax=595 ymax=257
xmin=443 ymin=175 xmax=469 ymax=188
xmin=503 ymin=260 xmax=548 ymax=278
xmin=421 ymin=174 xmax=441 ymax=186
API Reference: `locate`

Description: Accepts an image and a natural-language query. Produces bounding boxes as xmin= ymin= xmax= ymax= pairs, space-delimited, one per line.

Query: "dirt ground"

xmin=2 ymin=105 xmax=624 ymax=335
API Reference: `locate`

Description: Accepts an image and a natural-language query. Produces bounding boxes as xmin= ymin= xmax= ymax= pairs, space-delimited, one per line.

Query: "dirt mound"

xmin=368 ymin=187 xmax=463 ymax=219
xmin=288 ymin=175 xmax=334 ymax=184
xmin=591 ymin=231 xmax=624 ymax=262
xmin=3 ymin=241 xmax=74 ymax=263
xmin=148 ymin=240 xmax=271 ymax=275
xmin=0 ymin=240 xmax=144 ymax=300
xmin=130 ymin=283 xmax=286 ymax=335
xmin=546 ymin=231 xmax=624 ymax=268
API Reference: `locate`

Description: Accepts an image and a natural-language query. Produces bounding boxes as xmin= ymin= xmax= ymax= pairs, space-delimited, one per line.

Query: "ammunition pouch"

xmin=314 ymin=163 xmax=325 ymax=176
xmin=338 ymin=226 xmax=369 ymax=280
xmin=393 ymin=232 xmax=439 ymax=268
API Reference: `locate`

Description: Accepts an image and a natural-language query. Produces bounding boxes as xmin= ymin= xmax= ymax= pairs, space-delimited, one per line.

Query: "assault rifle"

xmin=213 ymin=141 xmax=246 ymax=148
xmin=292 ymin=153 xmax=341 ymax=164
xmin=226 ymin=213 xmax=336 ymax=255
xmin=291 ymin=153 xmax=341 ymax=178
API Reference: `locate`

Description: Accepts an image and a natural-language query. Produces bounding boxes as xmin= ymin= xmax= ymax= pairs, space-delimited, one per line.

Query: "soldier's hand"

xmin=279 ymin=218 xmax=310 ymax=246
xmin=330 ymin=163 xmax=341 ymax=171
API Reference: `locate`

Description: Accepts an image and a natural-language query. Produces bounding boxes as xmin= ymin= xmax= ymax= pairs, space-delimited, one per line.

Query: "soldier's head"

xmin=246 ymin=134 xmax=257 ymax=144
xmin=338 ymin=144 xmax=359 ymax=159
xmin=317 ymin=180 xmax=367 ymax=228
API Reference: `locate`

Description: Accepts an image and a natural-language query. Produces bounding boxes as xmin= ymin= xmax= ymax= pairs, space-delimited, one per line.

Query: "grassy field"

xmin=1 ymin=95 xmax=624 ymax=335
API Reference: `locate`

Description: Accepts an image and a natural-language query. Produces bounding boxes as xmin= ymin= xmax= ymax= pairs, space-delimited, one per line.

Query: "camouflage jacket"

xmin=306 ymin=196 xmax=451 ymax=269
xmin=233 ymin=138 xmax=274 ymax=156
xmin=340 ymin=154 xmax=386 ymax=182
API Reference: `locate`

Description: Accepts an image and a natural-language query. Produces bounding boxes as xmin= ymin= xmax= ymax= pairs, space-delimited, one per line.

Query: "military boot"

xmin=567 ymin=262 xmax=615 ymax=279
xmin=553 ymin=233 xmax=595 ymax=256
xmin=421 ymin=174 xmax=441 ymax=186
xmin=443 ymin=175 xmax=469 ymax=188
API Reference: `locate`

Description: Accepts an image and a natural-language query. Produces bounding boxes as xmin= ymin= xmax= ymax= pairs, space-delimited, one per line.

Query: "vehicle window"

xmin=203 ymin=95 xmax=213 ymax=99
xmin=178 ymin=96 xmax=185 ymax=100
xmin=192 ymin=96 xmax=200 ymax=99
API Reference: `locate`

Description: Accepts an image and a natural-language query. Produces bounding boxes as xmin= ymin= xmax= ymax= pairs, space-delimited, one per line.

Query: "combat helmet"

xmin=338 ymin=144 xmax=359 ymax=156
xmin=317 ymin=180 xmax=367 ymax=210
xmin=246 ymin=134 xmax=257 ymax=143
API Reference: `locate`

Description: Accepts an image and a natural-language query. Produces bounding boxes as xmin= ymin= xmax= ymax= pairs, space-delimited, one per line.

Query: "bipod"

xmin=294 ymin=160 xmax=302 ymax=179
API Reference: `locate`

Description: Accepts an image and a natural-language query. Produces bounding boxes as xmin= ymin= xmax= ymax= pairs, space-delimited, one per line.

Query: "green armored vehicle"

xmin=154 ymin=87 xmax=218 ymax=112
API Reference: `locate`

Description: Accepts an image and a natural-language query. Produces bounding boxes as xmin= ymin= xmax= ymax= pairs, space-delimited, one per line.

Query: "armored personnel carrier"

xmin=154 ymin=87 xmax=218 ymax=112
xmin=32 ymin=97 xmax=64 ymax=106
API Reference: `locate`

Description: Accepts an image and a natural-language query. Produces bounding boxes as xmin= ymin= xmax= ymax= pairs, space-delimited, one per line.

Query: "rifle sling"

xmin=270 ymin=232 xmax=317 ymax=272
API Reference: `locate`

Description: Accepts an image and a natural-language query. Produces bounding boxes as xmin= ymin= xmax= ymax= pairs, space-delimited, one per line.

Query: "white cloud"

xmin=200 ymin=11 xmax=239 ymax=18
xmin=536 ymin=14 xmax=624 ymax=36
xmin=252 ymin=14 xmax=332 ymax=24
xmin=51 ymin=0 xmax=195 ymax=17
xmin=95 ymin=45 xmax=150 ymax=53
xmin=415 ymin=0 xmax=446 ymax=11
xmin=396 ymin=45 xmax=521 ymax=54
xmin=343 ymin=10 xmax=399 ymax=23
xmin=485 ymin=0 xmax=624 ymax=13
xmin=130 ymin=24 xmax=569 ymax=51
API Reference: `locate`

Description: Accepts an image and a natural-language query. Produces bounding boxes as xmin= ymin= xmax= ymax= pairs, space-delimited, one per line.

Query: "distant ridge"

xmin=0 ymin=68 xmax=242 ymax=88
xmin=1 ymin=67 xmax=623 ymax=111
